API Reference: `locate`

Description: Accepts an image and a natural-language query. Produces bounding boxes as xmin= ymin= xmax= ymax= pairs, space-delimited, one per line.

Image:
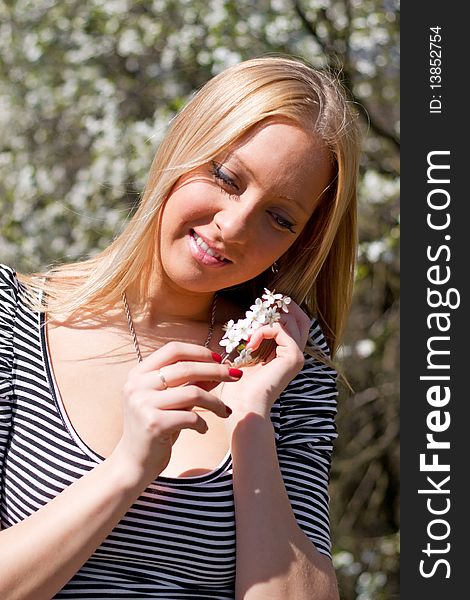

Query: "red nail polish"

xmin=211 ymin=352 xmax=223 ymax=363
xmin=229 ymin=368 xmax=243 ymax=378
xmin=225 ymin=405 xmax=232 ymax=416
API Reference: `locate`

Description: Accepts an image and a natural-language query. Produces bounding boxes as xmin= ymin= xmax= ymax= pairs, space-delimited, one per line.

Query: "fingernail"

xmin=225 ymin=405 xmax=232 ymax=416
xmin=211 ymin=352 xmax=223 ymax=363
xmin=229 ymin=368 xmax=243 ymax=378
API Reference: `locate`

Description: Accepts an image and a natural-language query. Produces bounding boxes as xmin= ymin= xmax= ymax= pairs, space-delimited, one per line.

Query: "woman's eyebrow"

xmin=227 ymin=152 xmax=309 ymax=216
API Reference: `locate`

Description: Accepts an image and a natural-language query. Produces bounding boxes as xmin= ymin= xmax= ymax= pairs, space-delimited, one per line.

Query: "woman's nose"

xmin=212 ymin=204 xmax=254 ymax=243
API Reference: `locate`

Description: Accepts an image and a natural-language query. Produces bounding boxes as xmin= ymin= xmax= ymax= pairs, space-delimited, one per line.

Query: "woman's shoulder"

xmin=0 ymin=263 xmax=44 ymax=313
xmin=276 ymin=317 xmax=338 ymax=448
xmin=0 ymin=263 xmax=19 ymax=286
xmin=301 ymin=317 xmax=337 ymax=380
xmin=0 ymin=265 xmax=19 ymax=398
xmin=308 ymin=317 xmax=332 ymax=359
xmin=0 ymin=264 xmax=20 ymax=311
xmin=278 ymin=316 xmax=338 ymax=412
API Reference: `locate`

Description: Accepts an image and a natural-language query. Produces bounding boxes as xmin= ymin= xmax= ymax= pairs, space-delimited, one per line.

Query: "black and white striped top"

xmin=0 ymin=264 xmax=338 ymax=599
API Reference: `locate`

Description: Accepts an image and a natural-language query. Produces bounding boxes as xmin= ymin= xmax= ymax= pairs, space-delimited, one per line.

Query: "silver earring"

xmin=271 ymin=261 xmax=279 ymax=274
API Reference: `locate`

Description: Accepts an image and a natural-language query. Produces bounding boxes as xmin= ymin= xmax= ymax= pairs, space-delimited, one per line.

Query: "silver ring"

xmin=158 ymin=370 xmax=168 ymax=390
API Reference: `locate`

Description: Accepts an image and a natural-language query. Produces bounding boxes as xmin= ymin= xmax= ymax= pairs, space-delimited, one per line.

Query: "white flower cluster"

xmin=220 ymin=288 xmax=291 ymax=366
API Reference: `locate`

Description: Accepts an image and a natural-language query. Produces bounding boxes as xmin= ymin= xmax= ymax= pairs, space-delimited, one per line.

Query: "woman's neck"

xmin=126 ymin=277 xmax=216 ymax=327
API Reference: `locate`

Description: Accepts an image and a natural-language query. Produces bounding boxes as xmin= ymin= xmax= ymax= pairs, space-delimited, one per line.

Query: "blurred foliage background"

xmin=0 ymin=1 xmax=399 ymax=598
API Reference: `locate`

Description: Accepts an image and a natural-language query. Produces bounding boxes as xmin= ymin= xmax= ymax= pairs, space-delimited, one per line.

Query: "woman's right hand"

xmin=0 ymin=345 xmax=241 ymax=600
xmin=112 ymin=342 xmax=242 ymax=485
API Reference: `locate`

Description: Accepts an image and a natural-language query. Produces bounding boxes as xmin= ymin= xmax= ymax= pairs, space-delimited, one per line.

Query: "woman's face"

xmin=157 ymin=119 xmax=332 ymax=295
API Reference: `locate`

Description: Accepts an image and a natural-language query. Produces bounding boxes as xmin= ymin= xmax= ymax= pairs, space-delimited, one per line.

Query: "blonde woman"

xmin=0 ymin=56 xmax=360 ymax=599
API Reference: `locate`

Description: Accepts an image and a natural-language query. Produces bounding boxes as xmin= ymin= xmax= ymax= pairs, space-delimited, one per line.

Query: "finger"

xmin=150 ymin=386 xmax=232 ymax=419
xmin=161 ymin=409 xmax=209 ymax=435
xmin=246 ymin=322 xmax=296 ymax=352
xmin=137 ymin=341 xmax=223 ymax=374
xmin=249 ymin=302 xmax=310 ymax=351
xmin=278 ymin=311 xmax=302 ymax=342
xmin=154 ymin=362 xmax=243 ymax=388
xmin=281 ymin=301 xmax=311 ymax=343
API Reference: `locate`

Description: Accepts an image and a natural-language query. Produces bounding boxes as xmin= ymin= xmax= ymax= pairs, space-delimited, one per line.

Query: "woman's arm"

xmin=220 ymin=305 xmax=339 ymax=599
xmin=0 ymin=342 xmax=234 ymax=600
xmin=0 ymin=448 xmax=146 ymax=600
xmin=231 ymin=414 xmax=339 ymax=600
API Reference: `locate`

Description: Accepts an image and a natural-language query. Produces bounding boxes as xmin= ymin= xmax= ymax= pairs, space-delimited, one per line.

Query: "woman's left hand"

xmin=219 ymin=300 xmax=311 ymax=422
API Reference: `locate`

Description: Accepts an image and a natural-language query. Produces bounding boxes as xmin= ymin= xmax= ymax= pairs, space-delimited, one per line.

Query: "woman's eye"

xmin=209 ymin=162 xmax=295 ymax=233
xmin=268 ymin=211 xmax=297 ymax=233
xmin=210 ymin=161 xmax=239 ymax=191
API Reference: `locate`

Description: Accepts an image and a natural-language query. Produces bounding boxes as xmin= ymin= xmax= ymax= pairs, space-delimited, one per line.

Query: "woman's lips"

xmin=188 ymin=230 xmax=231 ymax=267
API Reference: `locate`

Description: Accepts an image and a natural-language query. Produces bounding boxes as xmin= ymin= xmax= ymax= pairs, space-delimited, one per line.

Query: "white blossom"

xmin=246 ymin=307 xmax=267 ymax=326
xmin=249 ymin=297 xmax=265 ymax=314
xmin=222 ymin=319 xmax=235 ymax=332
xmin=262 ymin=288 xmax=283 ymax=305
xmin=234 ymin=318 xmax=255 ymax=341
xmin=220 ymin=289 xmax=291 ymax=365
xmin=219 ymin=335 xmax=240 ymax=354
xmin=233 ymin=348 xmax=253 ymax=367
xmin=263 ymin=306 xmax=281 ymax=325
xmin=276 ymin=295 xmax=292 ymax=313
xmin=246 ymin=298 xmax=268 ymax=325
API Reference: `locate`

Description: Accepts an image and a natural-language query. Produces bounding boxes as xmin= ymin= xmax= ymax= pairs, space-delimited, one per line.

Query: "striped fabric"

xmin=0 ymin=264 xmax=338 ymax=599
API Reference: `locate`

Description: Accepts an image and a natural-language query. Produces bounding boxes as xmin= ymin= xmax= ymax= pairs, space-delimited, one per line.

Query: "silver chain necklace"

xmin=122 ymin=291 xmax=218 ymax=363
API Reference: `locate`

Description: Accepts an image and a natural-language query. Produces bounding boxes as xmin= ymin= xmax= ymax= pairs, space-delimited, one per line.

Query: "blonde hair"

xmin=20 ymin=56 xmax=360 ymax=356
